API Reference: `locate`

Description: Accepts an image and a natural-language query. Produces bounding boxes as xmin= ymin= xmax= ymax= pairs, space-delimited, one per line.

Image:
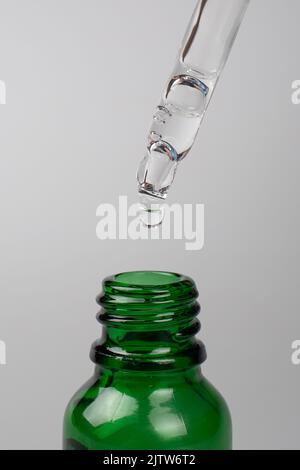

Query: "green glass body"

xmin=63 ymin=272 xmax=232 ymax=450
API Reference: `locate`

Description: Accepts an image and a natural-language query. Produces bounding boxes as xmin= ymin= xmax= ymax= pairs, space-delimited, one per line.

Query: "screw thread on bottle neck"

xmin=90 ymin=271 xmax=206 ymax=371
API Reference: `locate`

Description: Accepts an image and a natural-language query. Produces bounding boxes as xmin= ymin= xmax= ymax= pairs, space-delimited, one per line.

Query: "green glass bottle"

xmin=63 ymin=271 xmax=232 ymax=450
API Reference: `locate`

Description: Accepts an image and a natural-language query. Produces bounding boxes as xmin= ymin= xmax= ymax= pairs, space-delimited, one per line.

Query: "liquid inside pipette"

xmin=137 ymin=64 xmax=217 ymax=227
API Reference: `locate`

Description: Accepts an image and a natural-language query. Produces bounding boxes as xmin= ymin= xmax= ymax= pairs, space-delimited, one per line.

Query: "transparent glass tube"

xmin=137 ymin=0 xmax=250 ymax=223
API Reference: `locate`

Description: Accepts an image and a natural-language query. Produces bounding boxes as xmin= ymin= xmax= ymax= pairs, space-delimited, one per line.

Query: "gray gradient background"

xmin=0 ymin=0 xmax=299 ymax=450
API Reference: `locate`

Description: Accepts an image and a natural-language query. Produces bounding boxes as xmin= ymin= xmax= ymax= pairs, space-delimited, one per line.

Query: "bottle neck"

xmin=90 ymin=272 xmax=206 ymax=372
xmin=93 ymin=364 xmax=204 ymax=384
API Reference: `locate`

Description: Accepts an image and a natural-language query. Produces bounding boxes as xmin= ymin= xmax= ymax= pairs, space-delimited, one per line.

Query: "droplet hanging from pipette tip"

xmin=138 ymin=194 xmax=165 ymax=228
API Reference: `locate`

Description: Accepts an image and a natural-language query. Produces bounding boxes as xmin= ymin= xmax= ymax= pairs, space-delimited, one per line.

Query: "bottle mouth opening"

xmin=98 ymin=271 xmax=199 ymax=310
xmin=113 ymin=271 xmax=186 ymax=288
